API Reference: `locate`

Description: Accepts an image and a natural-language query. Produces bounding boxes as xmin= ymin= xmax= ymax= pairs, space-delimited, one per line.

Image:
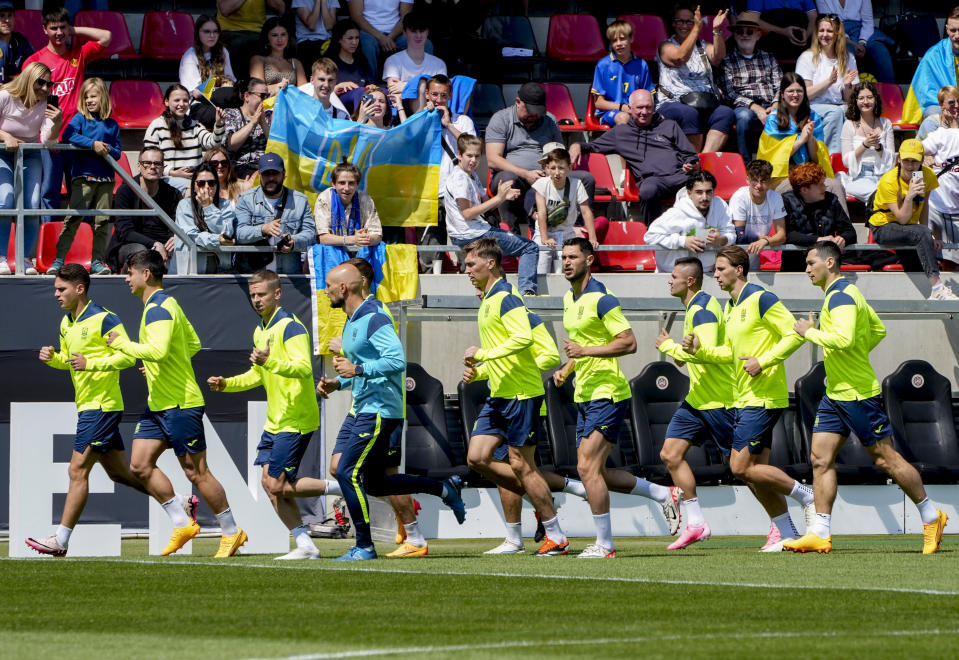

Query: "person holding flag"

xmin=901 ymin=7 xmax=959 ymax=127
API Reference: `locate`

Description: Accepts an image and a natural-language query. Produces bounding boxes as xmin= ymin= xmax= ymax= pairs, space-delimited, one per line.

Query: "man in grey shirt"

xmin=485 ymin=82 xmax=595 ymax=233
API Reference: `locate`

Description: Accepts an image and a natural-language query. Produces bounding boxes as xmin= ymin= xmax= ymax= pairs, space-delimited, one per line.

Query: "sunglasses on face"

xmin=209 ymin=159 xmax=229 ymax=168
xmin=944 ymin=99 xmax=958 ymax=106
xmin=194 ymin=180 xmax=216 ymax=188
xmin=36 ymin=79 xmax=51 ymax=88
xmin=734 ymin=28 xmax=757 ymax=36
xmin=140 ymin=160 xmax=163 ymax=168
xmin=248 ymin=91 xmax=270 ymax=99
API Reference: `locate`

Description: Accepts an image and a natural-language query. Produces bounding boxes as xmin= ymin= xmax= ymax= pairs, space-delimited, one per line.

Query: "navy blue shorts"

xmin=386 ymin=421 xmax=403 ymax=468
xmin=472 ymin=396 xmax=543 ymax=448
xmin=492 ymin=415 xmax=546 ymax=462
xmin=336 ymin=411 xmax=402 ymax=461
xmin=665 ymin=402 xmax=734 ymax=456
xmin=575 ymin=398 xmax=629 ymax=446
xmin=255 ymin=430 xmax=313 ymax=480
xmin=813 ymin=395 xmax=890 ymax=447
xmin=75 ymin=410 xmax=124 ymax=454
xmin=133 ymin=406 xmax=206 ymax=457
xmin=732 ymin=407 xmax=783 ymax=454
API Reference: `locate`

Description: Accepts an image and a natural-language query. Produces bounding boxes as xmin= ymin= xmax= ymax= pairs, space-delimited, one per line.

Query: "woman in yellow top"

xmin=868 ymin=139 xmax=958 ymax=300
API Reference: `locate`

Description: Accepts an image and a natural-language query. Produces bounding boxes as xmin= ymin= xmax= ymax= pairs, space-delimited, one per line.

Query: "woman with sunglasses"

xmin=203 ymin=146 xmax=244 ymax=206
xmin=918 ymin=86 xmax=959 ymax=140
xmin=0 ymin=61 xmax=61 ymax=275
xmin=179 ymin=14 xmax=236 ymax=130
xmin=223 ymin=78 xmax=272 ymax=180
xmin=174 ymin=163 xmax=236 ymax=274
xmin=250 ymin=17 xmax=307 ymax=98
xmin=839 ymin=81 xmax=893 ymax=203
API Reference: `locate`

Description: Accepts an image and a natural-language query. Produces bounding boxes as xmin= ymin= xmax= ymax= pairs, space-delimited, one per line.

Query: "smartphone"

xmin=47 ymin=95 xmax=59 ymax=109
xmin=912 ymin=171 xmax=923 ymax=182
xmin=361 ymin=93 xmax=374 ymax=106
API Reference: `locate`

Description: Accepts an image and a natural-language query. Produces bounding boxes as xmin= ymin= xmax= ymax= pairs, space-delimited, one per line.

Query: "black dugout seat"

xmin=402 ymin=363 xmax=468 ymax=481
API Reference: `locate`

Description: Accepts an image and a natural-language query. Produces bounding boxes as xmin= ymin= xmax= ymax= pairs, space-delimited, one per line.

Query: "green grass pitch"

xmin=1 ymin=536 xmax=957 ymax=659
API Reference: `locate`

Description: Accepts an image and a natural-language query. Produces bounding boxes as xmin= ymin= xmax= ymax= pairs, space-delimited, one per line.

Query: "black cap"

xmin=517 ymin=82 xmax=546 ymax=116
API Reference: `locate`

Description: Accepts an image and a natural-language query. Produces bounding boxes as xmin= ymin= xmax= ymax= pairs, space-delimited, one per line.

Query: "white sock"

xmin=772 ymin=512 xmax=799 ymax=539
xmin=324 ymin=479 xmax=342 ymax=496
xmin=292 ymin=524 xmax=317 ymax=552
xmin=162 ymin=496 xmax=190 ymax=527
xmin=916 ymin=497 xmax=939 ymax=525
xmin=789 ymin=481 xmax=815 ymax=506
xmin=593 ymin=512 xmax=613 ymax=550
xmin=404 ymin=520 xmax=426 ymax=547
xmin=504 ymin=521 xmax=523 ymax=546
xmin=55 ymin=524 xmax=73 ymax=547
xmin=684 ymin=497 xmax=705 ymax=527
xmin=542 ymin=516 xmax=567 ymax=545
xmin=811 ymin=513 xmax=831 ymax=538
xmin=215 ymin=507 xmax=239 ymax=536
xmin=630 ymin=477 xmax=669 ymax=503
xmin=563 ymin=477 xmax=588 ymax=499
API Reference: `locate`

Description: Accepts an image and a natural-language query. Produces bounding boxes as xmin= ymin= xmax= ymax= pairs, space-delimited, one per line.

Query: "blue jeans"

xmin=40 ymin=147 xmax=65 ymax=224
xmin=810 ymin=103 xmax=844 ymax=153
xmin=452 ymin=226 xmax=539 ymax=294
xmin=360 ymin=33 xmax=433 ymax=78
xmin=0 ymin=150 xmax=42 ymax=258
xmin=733 ymin=106 xmax=763 ymax=163
xmin=843 ymin=20 xmax=896 ymax=84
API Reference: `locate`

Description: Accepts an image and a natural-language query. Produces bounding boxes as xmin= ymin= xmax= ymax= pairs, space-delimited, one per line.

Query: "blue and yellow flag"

xmin=758 ymin=110 xmax=833 ymax=179
xmin=266 ymin=85 xmax=442 ymax=227
xmin=902 ymin=39 xmax=957 ymax=127
xmin=195 ymin=77 xmax=216 ymax=103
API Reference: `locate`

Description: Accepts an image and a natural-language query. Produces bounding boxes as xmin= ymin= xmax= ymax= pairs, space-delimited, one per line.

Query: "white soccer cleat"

xmin=274 ymin=547 xmax=320 ymax=560
xmin=577 ymin=543 xmax=615 ymax=558
xmin=761 ymin=537 xmax=794 ymax=553
xmin=25 ymin=534 xmax=67 ymax=557
xmin=483 ymin=540 xmax=525 ymax=555
xmin=661 ymin=486 xmax=683 ymax=535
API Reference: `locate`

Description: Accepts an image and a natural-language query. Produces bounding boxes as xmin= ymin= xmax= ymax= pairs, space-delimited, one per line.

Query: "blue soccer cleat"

xmin=441 ymin=475 xmax=466 ymax=524
xmin=333 ymin=546 xmax=378 ymax=561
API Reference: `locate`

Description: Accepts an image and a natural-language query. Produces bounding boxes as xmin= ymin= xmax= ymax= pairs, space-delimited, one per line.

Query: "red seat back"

xmin=5 ymin=225 xmax=15 ymax=270
xmin=598 ymin=221 xmax=655 ymax=271
xmin=547 ymin=14 xmax=607 ymax=62
xmin=36 ymin=221 xmax=94 ymax=272
xmin=14 ymin=10 xmax=47 ymax=51
xmin=114 ymin=152 xmax=134 ymax=194
xmin=74 ymin=10 xmax=138 ymax=59
xmin=110 ymin=80 xmax=165 ymax=129
xmin=699 ymin=151 xmax=746 ymax=201
xmin=575 ymin=153 xmax=619 ymax=201
xmin=617 ymin=14 xmax=667 ymax=60
xmin=876 ymin=83 xmax=906 ymax=125
xmin=584 ymin=91 xmax=610 ymax=131
xmin=140 ymin=11 xmax=195 ymax=60
xmin=542 ymin=83 xmax=584 ymax=130
xmin=830 ymin=152 xmax=848 ymax=174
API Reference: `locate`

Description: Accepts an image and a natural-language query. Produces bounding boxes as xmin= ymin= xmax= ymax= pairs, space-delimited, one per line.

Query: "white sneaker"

xmin=760 ymin=537 xmax=795 ymax=553
xmin=0 ymin=260 xmax=10 ymax=275
xmin=661 ymin=486 xmax=683 ymax=535
xmin=803 ymin=502 xmax=816 ymax=533
xmin=929 ymin=286 xmax=959 ymax=300
xmin=274 ymin=547 xmax=320 ymax=560
xmin=577 ymin=543 xmax=615 ymax=558
xmin=483 ymin=540 xmax=525 ymax=555
xmin=24 ymin=258 xmax=38 ymax=275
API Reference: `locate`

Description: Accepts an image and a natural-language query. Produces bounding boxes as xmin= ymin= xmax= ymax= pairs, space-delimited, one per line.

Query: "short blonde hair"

xmin=311 ymin=57 xmax=338 ymax=77
xmin=77 ymin=77 xmax=111 ymax=120
xmin=938 ymin=85 xmax=959 ymax=106
xmin=2 ymin=61 xmax=51 ymax=109
xmin=606 ymin=20 xmax=633 ymax=43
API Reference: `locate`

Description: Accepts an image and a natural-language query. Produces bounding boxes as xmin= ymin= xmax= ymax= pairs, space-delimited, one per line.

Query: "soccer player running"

xmin=553 ymin=238 xmax=682 ymax=558
xmin=684 ymin=245 xmax=815 ymax=551
xmin=461 ymin=238 xmax=571 ymax=555
xmin=784 ymin=241 xmax=948 ymax=554
xmin=106 ymin=250 xmax=246 ymax=558
xmin=25 ymin=265 xmax=191 ymax=556
xmin=655 ymin=257 xmax=734 ymax=550
xmin=316 ymin=263 xmax=466 ymax=561
xmin=207 ymin=270 xmax=322 ymax=560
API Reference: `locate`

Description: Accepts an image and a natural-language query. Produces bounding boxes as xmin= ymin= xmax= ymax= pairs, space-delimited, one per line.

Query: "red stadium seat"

xmin=140 ymin=11 xmax=195 ymax=60
xmin=876 ymin=83 xmax=918 ymax=130
xmin=701 ymin=14 xmax=732 ymax=45
xmin=584 ymin=92 xmax=610 ymax=132
xmin=36 ymin=221 xmax=93 ymax=273
xmin=868 ymin=228 xmax=903 ymax=271
xmin=830 ymin=152 xmax=848 ymax=174
xmin=699 ymin=152 xmax=746 ymax=201
xmin=546 ymin=14 xmax=607 ymax=62
xmin=575 ymin=153 xmax=620 ymax=202
xmin=598 ymin=220 xmax=655 ymax=271
xmin=14 ymin=10 xmax=47 ymax=52
xmin=74 ymin=10 xmax=139 ymax=59
xmin=542 ymin=83 xmax=585 ymax=132
xmin=114 ymin=152 xmax=134 ymax=194
xmin=5 ymin=225 xmax=15 ymax=271
xmin=110 ymin=80 xmax=165 ymax=129
xmin=617 ymin=14 xmax=667 ymax=60
xmin=622 ymin=169 xmax=639 ymax=202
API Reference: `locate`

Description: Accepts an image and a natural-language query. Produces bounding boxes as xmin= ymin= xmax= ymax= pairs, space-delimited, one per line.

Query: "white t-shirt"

xmin=362 ymin=0 xmax=409 ymax=34
xmin=443 ymin=167 xmax=491 ymax=240
xmin=179 ymin=47 xmax=236 ymax=93
xmin=382 ymin=50 xmax=447 ymax=83
xmin=923 ymin=128 xmax=959 ymax=214
xmin=728 ymin=186 xmax=786 ymax=269
xmin=292 ymin=0 xmax=340 ymax=42
xmin=438 ymin=112 xmax=476 ymax=197
xmin=795 ymin=50 xmax=857 ymax=106
xmin=531 ymin=176 xmax=588 ymax=235
xmin=296 ymin=81 xmax=351 ymax=119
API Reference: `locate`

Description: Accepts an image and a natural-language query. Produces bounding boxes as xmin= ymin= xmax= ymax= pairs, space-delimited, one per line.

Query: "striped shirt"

xmin=143 ymin=116 xmax=224 ymax=177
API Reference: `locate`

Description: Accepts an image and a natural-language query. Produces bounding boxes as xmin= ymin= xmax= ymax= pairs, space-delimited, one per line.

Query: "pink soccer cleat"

xmin=760 ymin=522 xmax=783 ymax=552
xmin=667 ymin=522 xmax=711 ymax=550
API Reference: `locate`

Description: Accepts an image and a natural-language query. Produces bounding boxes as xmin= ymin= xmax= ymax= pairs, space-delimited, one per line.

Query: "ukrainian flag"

xmin=195 ymin=77 xmax=217 ymax=103
xmin=266 ymin=85 xmax=443 ymax=227
xmin=758 ymin=110 xmax=834 ymax=179
xmin=902 ymin=39 xmax=957 ymax=127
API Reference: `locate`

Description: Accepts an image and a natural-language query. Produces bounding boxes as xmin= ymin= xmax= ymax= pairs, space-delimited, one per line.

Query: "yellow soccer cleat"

xmin=214 ymin=528 xmax=248 ymax=558
xmin=783 ymin=532 xmax=832 ymax=554
xmin=922 ymin=511 xmax=948 ymax=555
xmin=395 ymin=524 xmax=407 ymax=545
xmin=161 ymin=521 xmax=200 ymax=556
xmin=385 ymin=541 xmax=428 ymax=558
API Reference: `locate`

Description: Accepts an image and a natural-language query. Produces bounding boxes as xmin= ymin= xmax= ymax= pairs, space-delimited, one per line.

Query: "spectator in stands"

xmin=0 ymin=2 xmax=34 ymax=85
xmin=781 ymin=162 xmax=855 ymax=271
xmin=839 ymin=81 xmax=894 ymax=203
xmin=174 ymin=163 xmax=237 ymax=274
xmin=24 ymin=5 xmax=109 ymax=226
xmin=816 ymin=0 xmax=895 ymax=83
xmin=250 ymin=17 xmax=308 ymax=98
xmin=144 ymin=84 xmax=226 ymax=193
xmin=314 ymin=160 xmax=382 ymax=246
xmin=352 ymin=85 xmax=405 ymax=127
xmin=904 ymin=7 xmax=959 ymax=122
xmin=293 ymin=0 xmax=339 ymax=71
xmin=426 ymin=74 xmax=474 ymax=226
xmin=743 ymin=2 xmax=817 ymax=62
xmin=921 ymin=128 xmax=959 ymax=269
xmin=795 ymin=14 xmax=857 ymax=153
xmin=646 ymin=171 xmax=735 ymax=274
xmin=106 ymin=147 xmax=181 ymax=273
xmin=224 ymin=78 xmax=271 ymax=180
xmin=590 ymin=19 xmax=654 ymax=127
xmin=235 ymin=152 xmax=315 ymax=274
xmin=569 ymin=89 xmax=699 ymax=224
xmin=718 ymin=14 xmax=782 ymax=163
xmin=445 ymin=134 xmax=540 ymax=296
xmin=327 ymin=19 xmax=377 ymax=114
xmin=486 ymin=82 xmax=595 ymax=233
xmin=48 ymin=77 xmax=119 ymax=277
xmin=530 ymin=146 xmax=597 ymax=275
xmin=728 ymin=159 xmax=787 ymax=271
xmin=203 ymin=146 xmax=245 ymax=206
xmin=350 ymin=0 xmax=425 ymax=77
xmin=383 ymin=11 xmax=446 ymax=114
xmin=180 ymin=15 xmax=236 ymax=131
xmin=656 ymin=4 xmax=734 ymax=153
xmin=216 ymin=0 xmax=286 ymax=77
xmin=918 ymin=86 xmax=959 ymax=140
xmin=0 ymin=61 xmax=60 ymax=275
xmin=296 ymin=59 xmax=351 ymax=119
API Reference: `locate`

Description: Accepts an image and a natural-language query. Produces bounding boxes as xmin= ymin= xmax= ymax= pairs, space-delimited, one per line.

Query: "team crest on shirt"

xmin=577 ymin=305 xmax=584 ymax=319
xmin=70 ymin=58 xmax=78 ymax=67
xmin=81 ymin=327 xmax=88 ymax=339
xmin=351 ymin=328 xmax=358 ymax=340
xmin=741 ymin=308 xmax=747 ymax=322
